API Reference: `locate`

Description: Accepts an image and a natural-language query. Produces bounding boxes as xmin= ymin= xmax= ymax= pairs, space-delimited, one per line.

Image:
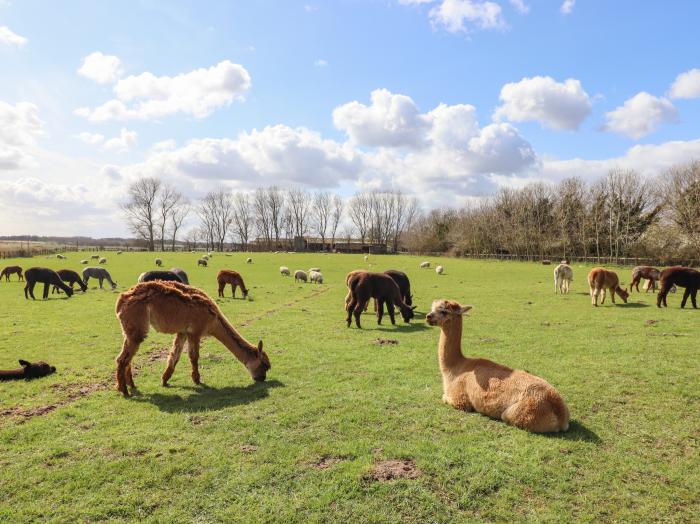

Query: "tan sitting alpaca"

xmin=114 ymin=281 xmax=270 ymax=397
xmin=426 ymin=299 xmax=569 ymax=433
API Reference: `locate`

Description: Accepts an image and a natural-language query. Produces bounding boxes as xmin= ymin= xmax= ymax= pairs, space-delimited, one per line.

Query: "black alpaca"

xmin=657 ymin=266 xmax=700 ymax=308
xmin=170 ymin=267 xmax=190 ymax=285
xmin=51 ymin=269 xmax=88 ymax=294
xmin=24 ymin=267 xmax=74 ymax=300
xmin=138 ymin=270 xmax=184 ymax=284
xmin=384 ymin=270 xmax=413 ymax=306
xmin=0 ymin=360 xmax=56 ymax=381
xmin=346 ymin=272 xmax=416 ymax=328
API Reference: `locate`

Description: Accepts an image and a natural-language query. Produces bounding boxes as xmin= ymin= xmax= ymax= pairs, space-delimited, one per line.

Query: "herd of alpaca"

xmin=4 ymin=252 xmax=699 ymax=435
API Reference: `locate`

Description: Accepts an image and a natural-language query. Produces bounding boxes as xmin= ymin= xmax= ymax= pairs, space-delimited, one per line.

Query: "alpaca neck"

xmin=211 ymin=316 xmax=257 ymax=365
xmin=439 ymin=318 xmax=468 ymax=376
xmin=0 ymin=368 xmax=24 ymax=381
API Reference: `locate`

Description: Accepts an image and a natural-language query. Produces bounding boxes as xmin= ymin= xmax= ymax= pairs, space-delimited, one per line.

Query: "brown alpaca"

xmin=0 ymin=360 xmax=56 ymax=381
xmin=426 ymin=300 xmax=569 ymax=433
xmin=346 ymin=272 xmax=415 ymax=328
xmin=114 ymin=281 xmax=270 ymax=397
xmin=1 ymin=265 xmax=23 ymax=282
xmin=588 ymin=268 xmax=629 ymax=306
xmin=217 ymin=269 xmax=248 ymax=298
xmin=657 ymin=266 xmax=700 ymax=308
xmin=630 ymin=266 xmax=661 ymax=293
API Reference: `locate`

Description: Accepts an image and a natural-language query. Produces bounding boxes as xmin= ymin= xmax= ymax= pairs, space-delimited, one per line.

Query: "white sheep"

xmin=436 ymin=265 xmax=444 ymax=275
xmin=309 ymin=270 xmax=323 ymax=284
xmin=364 ymin=255 xmax=368 ymax=262
xmin=294 ymin=270 xmax=308 ymax=283
xmin=99 ymin=257 xmax=107 ymax=264
xmin=56 ymin=254 xmax=66 ymax=259
xmin=80 ymin=260 xmax=88 ymax=264
xmin=420 ymin=261 xmax=431 ymax=269
xmin=246 ymin=257 xmax=253 ymax=264
xmin=208 ymin=252 xmax=213 ymax=257
xmin=117 ymin=251 xmax=123 ymax=255
xmin=280 ymin=266 xmax=290 ymax=276
xmin=155 ymin=258 xmax=163 ymax=267
xmin=309 ymin=267 xmax=320 ymax=272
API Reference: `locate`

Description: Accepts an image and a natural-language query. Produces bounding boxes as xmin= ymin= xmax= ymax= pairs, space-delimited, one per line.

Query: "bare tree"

xmin=390 ymin=193 xmax=419 ymax=252
xmin=122 ymin=177 xmax=162 ymax=251
xmin=330 ymin=194 xmax=344 ymax=251
xmin=169 ymin=197 xmax=190 ymax=251
xmin=348 ymin=192 xmax=371 ymax=245
xmin=253 ymin=188 xmax=272 ymax=248
xmin=232 ymin=192 xmax=253 ymax=250
xmin=313 ymin=191 xmax=332 ymax=250
xmin=287 ymin=187 xmax=311 ymax=241
xmin=662 ymin=161 xmax=700 ymax=255
xmin=267 ymin=186 xmax=285 ymax=248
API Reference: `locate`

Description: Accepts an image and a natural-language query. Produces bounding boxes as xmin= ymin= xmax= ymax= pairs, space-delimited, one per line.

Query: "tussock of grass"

xmin=0 ymin=253 xmax=698 ymax=522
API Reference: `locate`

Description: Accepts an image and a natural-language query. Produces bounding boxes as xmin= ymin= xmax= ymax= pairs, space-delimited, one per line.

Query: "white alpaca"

xmin=554 ymin=263 xmax=573 ymax=294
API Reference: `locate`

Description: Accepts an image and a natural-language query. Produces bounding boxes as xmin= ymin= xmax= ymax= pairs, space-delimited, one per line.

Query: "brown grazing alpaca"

xmin=630 ymin=266 xmax=661 ymax=293
xmin=657 ymin=266 xmax=700 ymax=308
xmin=588 ymin=267 xmax=629 ymax=306
xmin=24 ymin=267 xmax=74 ymax=300
xmin=0 ymin=360 xmax=56 ymax=381
xmin=51 ymin=269 xmax=88 ymax=293
xmin=1 ymin=265 xmax=23 ymax=282
xmin=217 ymin=269 xmax=248 ymax=298
xmin=426 ymin=299 xmax=569 ymax=433
xmin=346 ymin=272 xmax=415 ymax=328
xmin=114 ymin=281 xmax=270 ymax=397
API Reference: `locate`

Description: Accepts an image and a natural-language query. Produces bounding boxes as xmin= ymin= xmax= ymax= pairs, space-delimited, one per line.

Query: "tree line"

xmin=404 ymin=162 xmax=700 ymax=261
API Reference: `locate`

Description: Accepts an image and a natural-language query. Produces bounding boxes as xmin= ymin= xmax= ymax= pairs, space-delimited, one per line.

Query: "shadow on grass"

xmin=618 ymin=302 xmax=650 ymax=308
xmin=375 ymin=322 xmax=431 ymax=333
xmin=131 ymin=379 xmax=285 ymax=413
xmin=550 ymin=420 xmax=601 ymax=444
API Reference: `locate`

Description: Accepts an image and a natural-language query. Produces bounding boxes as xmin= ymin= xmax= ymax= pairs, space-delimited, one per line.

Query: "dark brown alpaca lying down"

xmin=0 ymin=360 xmax=56 ymax=381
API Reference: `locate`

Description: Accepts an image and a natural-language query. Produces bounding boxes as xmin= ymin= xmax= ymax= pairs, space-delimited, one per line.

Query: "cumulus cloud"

xmin=669 ymin=68 xmax=700 ymax=99
xmin=333 ymin=89 xmax=432 ymax=148
xmin=494 ymin=76 xmax=592 ymax=130
xmin=509 ymin=0 xmax=529 ymax=14
xmin=0 ymin=100 xmax=44 ymax=170
xmin=75 ymin=60 xmax=252 ymax=122
xmin=560 ymin=0 xmax=575 ymax=14
xmin=77 ymin=52 xmax=124 ymax=84
xmin=78 ymin=132 xmax=105 ymax=145
xmin=0 ymin=26 xmax=27 ymax=47
xmin=603 ymin=92 xmax=677 ymax=139
xmin=101 ymin=128 xmax=137 ymax=152
xmin=428 ymin=0 xmax=505 ymax=33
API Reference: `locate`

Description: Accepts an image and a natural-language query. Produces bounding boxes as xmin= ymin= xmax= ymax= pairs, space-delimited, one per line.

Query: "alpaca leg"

xmin=187 ymin=335 xmax=201 ymax=385
xmin=346 ymin=298 xmax=357 ymax=327
xmin=231 ymin=283 xmax=236 ymax=298
xmin=589 ymin=286 xmax=595 ymax=306
xmin=115 ymin=338 xmax=140 ymax=397
xmin=126 ymin=365 xmax=136 ymax=389
xmin=387 ymin=302 xmax=396 ymax=325
xmin=42 ymin=283 xmax=50 ymax=299
xmin=376 ymin=299 xmax=384 ymax=325
xmin=681 ymin=288 xmax=690 ymax=308
xmin=161 ymin=333 xmax=186 ymax=386
xmin=354 ymin=301 xmax=366 ymax=328
xmin=691 ymin=288 xmax=697 ymax=308
xmin=600 ymin=288 xmax=606 ymax=305
xmin=610 ymin=287 xmax=616 ymax=304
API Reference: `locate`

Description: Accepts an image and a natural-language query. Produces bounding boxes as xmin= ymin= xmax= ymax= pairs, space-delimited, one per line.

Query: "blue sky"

xmin=2 ymin=0 xmax=700 ymax=236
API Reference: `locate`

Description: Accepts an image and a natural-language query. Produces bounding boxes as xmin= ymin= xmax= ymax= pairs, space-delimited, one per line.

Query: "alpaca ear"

xmin=19 ymin=359 xmax=30 ymax=367
xmin=411 ymin=305 xmax=417 ymax=310
xmin=460 ymin=305 xmax=473 ymax=315
xmin=257 ymin=340 xmax=263 ymax=352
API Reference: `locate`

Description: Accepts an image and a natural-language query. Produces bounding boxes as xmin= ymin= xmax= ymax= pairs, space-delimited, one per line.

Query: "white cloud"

xmin=78 ymin=132 xmax=105 ymax=145
xmin=333 ymin=88 xmax=432 ymax=148
xmin=101 ymin=128 xmax=137 ymax=152
xmin=0 ymin=26 xmax=27 ymax=47
xmin=669 ymin=68 xmax=700 ymax=99
xmin=0 ymin=100 xmax=43 ymax=170
xmin=560 ymin=0 xmax=575 ymax=14
xmin=428 ymin=0 xmax=505 ymax=34
xmin=75 ymin=60 xmax=252 ymax=122
xmin=494 ymin=76 xmax=592 ymax=130
xmin=603 ymin=92 xmax=677 ymax=139
xmin=314 ymin=59 xmax=328 ymax=67
xmin=509 ymin=0 xmax=529 ymax=14
xmin=77 ymin=52 xmax=124 ymax=84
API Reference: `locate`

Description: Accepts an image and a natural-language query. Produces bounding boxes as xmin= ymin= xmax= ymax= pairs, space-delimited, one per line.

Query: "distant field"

xmin=0 ymin=252 xmax=698 ymax=522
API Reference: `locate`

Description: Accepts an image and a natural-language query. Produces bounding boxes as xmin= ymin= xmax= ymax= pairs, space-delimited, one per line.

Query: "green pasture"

xmin=0 ymin=252 xmax=697 ymax=522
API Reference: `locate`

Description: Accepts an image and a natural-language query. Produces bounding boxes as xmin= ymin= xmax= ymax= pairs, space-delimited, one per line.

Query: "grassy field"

xmin=0 ymin=252 xmax=698 ymax=523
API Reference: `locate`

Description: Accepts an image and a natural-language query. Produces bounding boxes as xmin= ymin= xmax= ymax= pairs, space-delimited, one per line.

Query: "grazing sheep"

xmin=309 ymin=267 xmax=320 ymax=272
xmin=80 ymin=260 xmax=88 ymax=265
xmin=436 ymin=265 xmax=444 ymax=275
xmin=554 ymin=263 xmax=573 ymax=294
xmin=117 ymin=251 xmax=123 ymax=255
xmin=82 ymin=267 xmax=117 ymax=290
xmin=420 ymin=261 xmax=430 ymax=269
xmin=280 ymin=266 xmax=290 ymax=276
xmin=294 ymin=270 xmax=308 ymax=283
xmin=170 ymin=268 xmax=189 ymax=285
xmin=364 ymin=255 xmax=368 ymax=262
xmin=542 ymin=259 xmax=552 ymax=265
xmin=99 ymin=257 xmax=107 ymax=264
xmin=309 ymin=270 xmax=323 ymax=284
xmin=588 ymin=268 xmax=628 ymax=306
xmin=246 ymin=257 xmax=253 ymax=264
xmin=202 ymin=255 xmax=209 ymax=261
xmin=198 ymin=258 xmax=208 ymax=267
xmin=155 ymin=258 xmax=163 ymax=267
xmin=56 ymin=254 xmax=66 ymax=260
xmin=208 ymin=252 xmax=213 ymax=257
xmin=91 ymin=255 xmax=100 ymax=260
xmin=657 ymin=266 xmax=700 ymax=308
xmin=426 ymin=300 xmax=569 ymax=433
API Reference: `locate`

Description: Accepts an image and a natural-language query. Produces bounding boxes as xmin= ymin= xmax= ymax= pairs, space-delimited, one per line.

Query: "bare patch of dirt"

xmin=146 ymin=346 xmax=170 ymax=363
xmin=479 ymin=338 xmax=497 ymax=344
xmin=645 ymin=319 xmax=659 ymax=326
xmin=311 ymin=456 xmax=346 ymax=469
xmin=189 ymin=415 xmax=205 ymax=426
xmin=367 ymin=459 xmax=420 ymax=482
xmin=203 ymin=353 xmax=224 ymax=362
xmin=374 ymin=338 xmax=399 ymax=346
xmin=240 ymin=444 xmax=258 ymax=453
